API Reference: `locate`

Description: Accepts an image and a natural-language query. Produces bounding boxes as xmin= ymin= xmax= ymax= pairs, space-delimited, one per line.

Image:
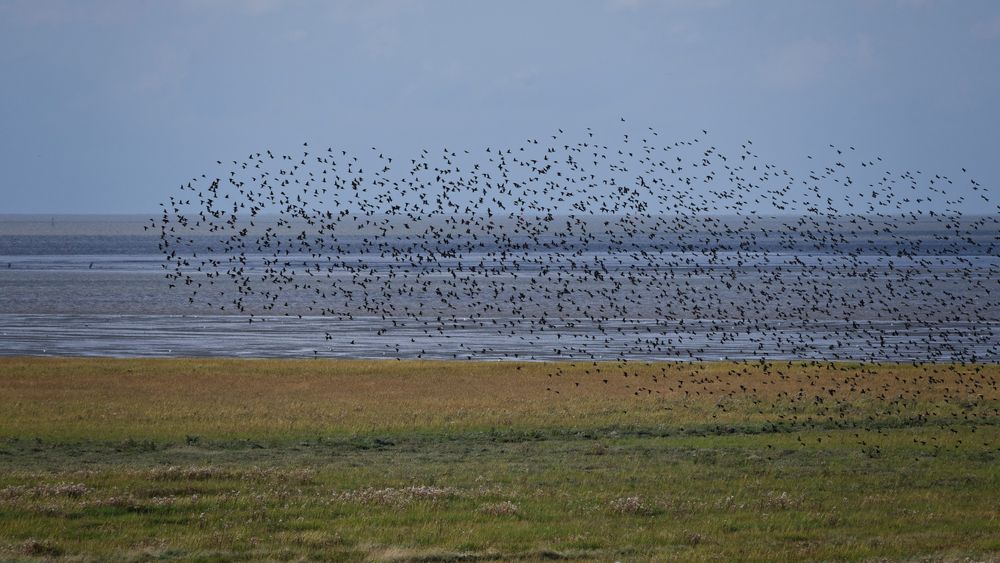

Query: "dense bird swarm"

xmin=154 ymin=126 xmax=998 ymax=432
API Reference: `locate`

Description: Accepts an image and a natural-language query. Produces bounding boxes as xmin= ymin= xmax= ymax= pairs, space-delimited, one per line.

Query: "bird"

xmin=153 ymin=123 xmax=999 ymax=457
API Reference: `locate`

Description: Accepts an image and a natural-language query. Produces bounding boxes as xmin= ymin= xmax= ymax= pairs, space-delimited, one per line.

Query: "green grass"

xmin=0 ymin=357 xmax=998 ymax=561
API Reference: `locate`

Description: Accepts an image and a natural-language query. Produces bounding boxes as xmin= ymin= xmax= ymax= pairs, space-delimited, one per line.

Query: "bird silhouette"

xmin=154 ymin=124 xmax=999 ymax=456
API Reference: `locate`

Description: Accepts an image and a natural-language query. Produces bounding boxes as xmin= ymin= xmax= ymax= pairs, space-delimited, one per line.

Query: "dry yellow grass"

xmin=0 ymin=357 xmax=995 ymax=441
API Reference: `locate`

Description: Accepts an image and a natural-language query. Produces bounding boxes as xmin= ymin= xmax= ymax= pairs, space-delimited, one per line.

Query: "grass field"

xmin=0 ymin=357 xmax=998 ymax=561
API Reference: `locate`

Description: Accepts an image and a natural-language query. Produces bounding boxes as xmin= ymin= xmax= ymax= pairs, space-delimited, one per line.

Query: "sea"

xmin=1 ymin=214 xmax=998 ymax=363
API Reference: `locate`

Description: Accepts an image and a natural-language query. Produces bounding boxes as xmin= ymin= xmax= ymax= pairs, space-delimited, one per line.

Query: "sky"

xmin=0 ymin=0 xmax=998 ymax=214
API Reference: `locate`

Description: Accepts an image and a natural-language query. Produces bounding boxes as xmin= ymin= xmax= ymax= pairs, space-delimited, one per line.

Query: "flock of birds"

xmin=153 ymin=124 xmax=998 ymax=450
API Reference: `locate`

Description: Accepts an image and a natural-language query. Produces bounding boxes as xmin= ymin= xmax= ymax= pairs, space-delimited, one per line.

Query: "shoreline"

xmin=0 ymin=354 xmax=994 ymax=365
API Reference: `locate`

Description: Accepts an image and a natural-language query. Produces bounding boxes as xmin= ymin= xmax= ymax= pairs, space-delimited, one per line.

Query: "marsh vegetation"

xmin=0 ymin=358 xmax=997 ymax=560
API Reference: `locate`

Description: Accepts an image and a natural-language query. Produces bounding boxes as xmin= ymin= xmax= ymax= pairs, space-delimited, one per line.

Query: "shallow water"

xmin=1 ymin=216 xmax=998 ymax=362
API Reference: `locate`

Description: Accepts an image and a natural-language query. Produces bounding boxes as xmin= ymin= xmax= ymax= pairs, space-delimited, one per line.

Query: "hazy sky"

xmin=1 ymin=0 xmax=998 ymax=214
